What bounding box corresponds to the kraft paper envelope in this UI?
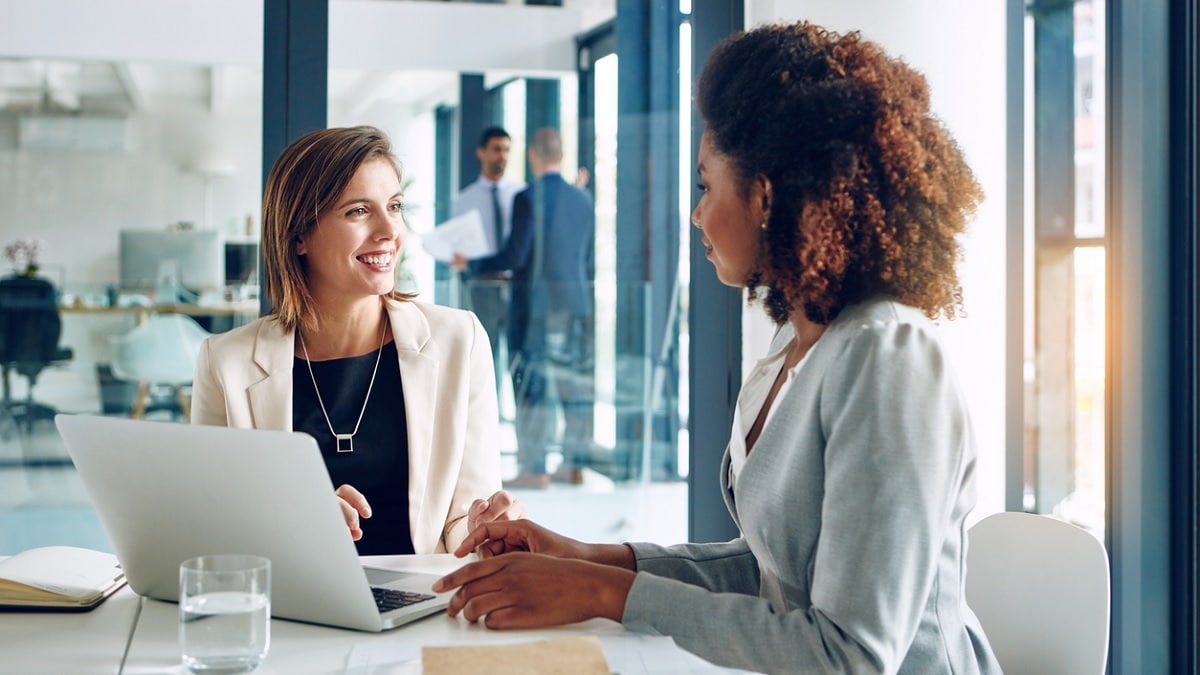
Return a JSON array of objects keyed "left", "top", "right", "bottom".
[{"left": 422, "top": 635, "right": 609, "bottom": 675}]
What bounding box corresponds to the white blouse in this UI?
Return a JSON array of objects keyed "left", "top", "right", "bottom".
[{"left": 728, "top": 322, "right": 812, "bottom": 487}]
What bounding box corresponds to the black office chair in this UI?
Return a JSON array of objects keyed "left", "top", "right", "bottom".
[{"left": 0, "top": 275, "right": 74, "bottom": 431}]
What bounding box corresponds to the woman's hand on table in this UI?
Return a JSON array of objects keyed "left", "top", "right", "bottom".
[{"left": 433, "top": 552, "right": 634, "bottom": 629}]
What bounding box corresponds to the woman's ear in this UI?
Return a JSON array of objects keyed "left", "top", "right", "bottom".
[
  {"left": 755, "top": 174, "right": 774, "bottom": 219},
  {"left": 295, "top": 236, "right": 307, "bottom": 256}
]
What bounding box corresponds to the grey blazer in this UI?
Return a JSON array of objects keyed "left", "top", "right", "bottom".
[
  {"left": 622, "top": 298, "right": 1001, "bottom": 674},
  {"left": 190, "top": 299, "right": 502, "bottom": 554}
]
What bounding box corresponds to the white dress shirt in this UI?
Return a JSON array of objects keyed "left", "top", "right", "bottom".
[{"left": 728, "top": 321, "right": 811, "bottom": 486}]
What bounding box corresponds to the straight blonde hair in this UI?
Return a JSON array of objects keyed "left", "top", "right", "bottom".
[{"left": 260, "top": 126, "right": 415, "bottom": 334}]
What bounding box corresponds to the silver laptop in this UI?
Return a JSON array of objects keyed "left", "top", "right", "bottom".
[{"left": 55, "top": 414, "right": 452, "bottom": 632}]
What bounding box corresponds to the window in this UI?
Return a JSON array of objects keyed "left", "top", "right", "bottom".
[{"left": 1024, "top": 0, "right": 1107, "bottom": 535}]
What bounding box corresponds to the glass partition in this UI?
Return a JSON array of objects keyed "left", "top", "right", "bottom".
[
  {"left": 422, "top": 280, "right": 687, "bottom": 544},
  {"left": 1, "top": 57, "right": 262, "bottom": 397},
  {"left": 0, "top": 56, "right": 263, "bottom": 551}
]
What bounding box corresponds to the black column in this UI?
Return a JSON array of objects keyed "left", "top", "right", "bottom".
[
  {"left": 458, "top": 74, "right": 486, "bottom": 191},
  {"left": 1168, "top": 0, "right": 1200, "bottom": 667},
  {"left": 1107, "top": 0, "right": 1174, "bottom": 670},
  {"left": 524, "top": 79, "right": 561, "bottom": 184},
  {"left": 687, "top": 0, "right": 741, "bottom": 543},
  {"left": 435, "top": 106, "right": 455, "bottom": 227},
  {"left": 261, "top": 0, "right": 328, "bottom": 315},
  {"left": 434, "top": 104, "right": 455, "bottom": 307}
]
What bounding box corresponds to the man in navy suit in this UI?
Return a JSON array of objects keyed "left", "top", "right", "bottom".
[{"left": 474, "top": 128, "right": 595, "bottom": 488}]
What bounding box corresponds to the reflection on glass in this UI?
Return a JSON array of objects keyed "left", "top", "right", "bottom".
[
  {"left": 594, "top": 53, "right": 619, "bottom": 456},
  {"left": 1070, "top": 246, "right": 1105, "bottom": 534},
  {"left": 677, "top": 19, "right": 692, "bottom": 478}
]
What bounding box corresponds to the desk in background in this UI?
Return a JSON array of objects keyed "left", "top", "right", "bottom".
[
  {"left": 54, "top": 301, "right": 261, "bottom": 419},
  {"left": 60, "top": 300, "right": 261, "bottom": 322}
]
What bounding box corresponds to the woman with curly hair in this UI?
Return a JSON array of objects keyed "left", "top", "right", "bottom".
[{"left": 433, "top": 21, "right": 1001, "bottom": 674}]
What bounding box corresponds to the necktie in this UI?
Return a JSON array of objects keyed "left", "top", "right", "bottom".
[{"left": 490, "top": 183, "right": 504, "bottom": 250}]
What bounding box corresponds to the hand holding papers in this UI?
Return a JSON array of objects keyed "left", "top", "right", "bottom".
[{"left": 419, "top": 209, "right": 491, "bottom": 263}]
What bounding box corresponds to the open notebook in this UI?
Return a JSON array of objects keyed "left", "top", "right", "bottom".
[{"left": 55, "top": 414, "right": 452, "bottom": 631}]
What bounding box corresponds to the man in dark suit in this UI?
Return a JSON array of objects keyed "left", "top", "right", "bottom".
[{"left": 474, "top": 128, "right": 595, "bottom": 488}]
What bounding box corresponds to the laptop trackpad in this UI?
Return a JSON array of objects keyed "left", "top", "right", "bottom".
[{"left": 364, "top": 567, "right": 422, "bottom": 587}]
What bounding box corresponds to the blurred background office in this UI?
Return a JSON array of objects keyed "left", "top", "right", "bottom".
[{"left": 0, "top": 2, "right": 1195, "bottom": 672}]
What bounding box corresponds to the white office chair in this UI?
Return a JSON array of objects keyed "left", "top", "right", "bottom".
[
  {"left": 109, "top": 313, "right": 210, "bottom": 420},
  {"left": 966, "top": 511, "right": 1110, "bottom": 675}
]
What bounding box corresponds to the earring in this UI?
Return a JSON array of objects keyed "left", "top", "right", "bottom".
[{"left": 761, "top": 218, "right": 768, "bottom": 230}]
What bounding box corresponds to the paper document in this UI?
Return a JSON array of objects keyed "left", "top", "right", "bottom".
[{"left": 419, "top": 209, "right": 491, "bottom": 262}]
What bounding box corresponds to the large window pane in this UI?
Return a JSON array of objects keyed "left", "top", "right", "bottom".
[{"left": 1024, "top": 0, "right": 1107, "bottom": 535}]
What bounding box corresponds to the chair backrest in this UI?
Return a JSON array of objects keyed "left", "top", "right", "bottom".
[
  {"left": 966, "top": 512, "right": 1110, "bottom": 675},
  {"left": 109, "top": 313, "right": 211, "bottom": 385},
  {"left": 0, "top": 276, "right": 64, "bottom": 375}
]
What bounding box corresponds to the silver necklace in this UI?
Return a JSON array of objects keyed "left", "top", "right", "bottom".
[{"left": 297, "top": 315, "right": 388, "bottom": 454}]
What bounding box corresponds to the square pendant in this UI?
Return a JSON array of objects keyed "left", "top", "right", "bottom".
[{"left": 336, "top": 434, "right": 353, "bottom": 453}]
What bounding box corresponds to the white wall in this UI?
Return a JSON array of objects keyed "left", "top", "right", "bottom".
[
  {"left": 743, "top": 1, "right": 1009, "bottom": 519},
  {"left": 0, "top": 105, "right": 263, "bottom": 269},
  {"left": 331, "top": 1, "right": 581, "bottom": 73}
]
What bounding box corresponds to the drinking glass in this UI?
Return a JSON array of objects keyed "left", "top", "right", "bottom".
[{"left": 179, "top": 554, "right": 271, "bottom": 674}]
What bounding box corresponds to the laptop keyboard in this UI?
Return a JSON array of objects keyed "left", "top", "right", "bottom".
[{"left": 372, "top": 587, "right": 436, "bottom": 612}]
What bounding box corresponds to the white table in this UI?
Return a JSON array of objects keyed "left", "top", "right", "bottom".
[
  {"left": 0, "top": 584, "right": 141, "bottom": 674},
  {"left": 119, "top": 554, "right": 742, "bottom": 674}
]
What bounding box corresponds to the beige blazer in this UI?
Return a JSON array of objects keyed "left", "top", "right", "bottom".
[{"left": 190, "top": 299, "right": 501, "bottom": 553}]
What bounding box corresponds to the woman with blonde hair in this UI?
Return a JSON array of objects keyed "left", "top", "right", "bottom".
[{"left": 192, "top": 125, "right": 522, "bottom": 554}]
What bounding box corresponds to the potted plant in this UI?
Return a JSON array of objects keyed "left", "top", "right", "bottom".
[{"left": 4, "top": 238, "right": 45, "bottom": 277}]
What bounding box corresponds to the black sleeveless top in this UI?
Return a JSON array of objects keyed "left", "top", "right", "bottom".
[{"left": 292, "top": 340, "right": 414, "bottom": 555}]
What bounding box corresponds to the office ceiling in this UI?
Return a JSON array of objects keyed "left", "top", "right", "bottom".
[
  {"left": 0, "top": 0, "right": 619, "bottom": 118},
  {"left": 0, "top": 58, "right": 459, "bottom": 118},
  {"left": 0, "top": 1, "right": 618, "bottom": 120}
]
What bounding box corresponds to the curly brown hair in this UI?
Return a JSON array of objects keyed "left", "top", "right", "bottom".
[{"left": 696, "top": 21, "right": 983, "bottom": 324}]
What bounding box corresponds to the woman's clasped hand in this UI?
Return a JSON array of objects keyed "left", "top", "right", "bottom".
[{"left": 434, "top": 520, "right": 635, "bottom": 628}]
